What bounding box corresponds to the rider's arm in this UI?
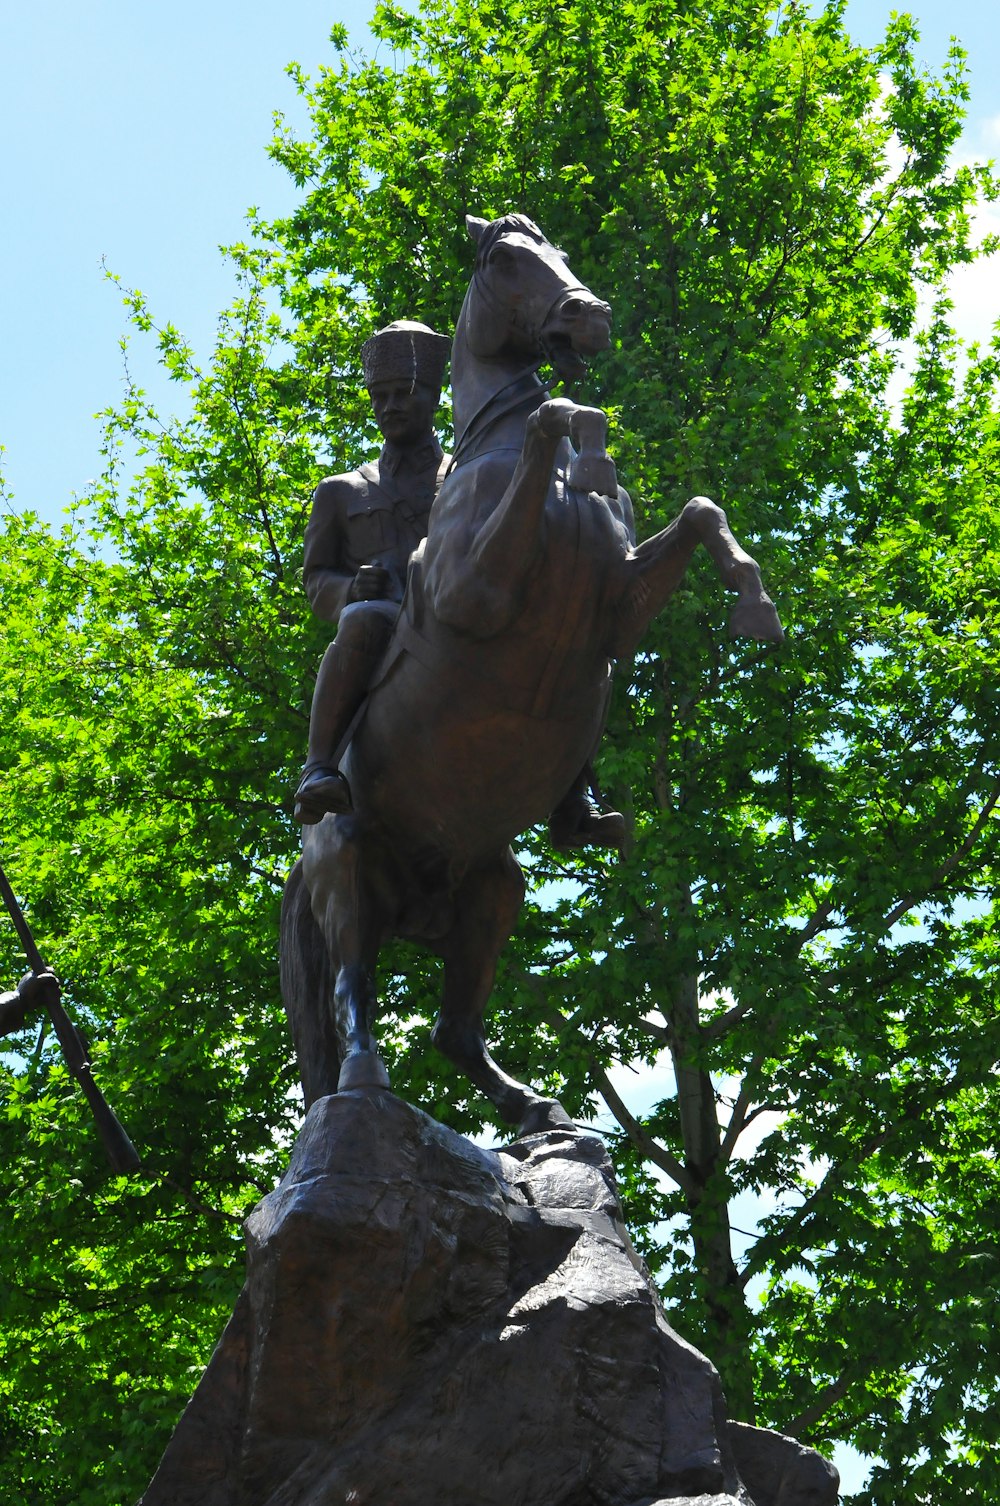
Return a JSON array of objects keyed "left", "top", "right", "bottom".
[
  {"left": 302, "top": 476, "right": 359, "bottom": 624},
  {"left": 304, "top": 566, "right": 358, "bottom": 624}
]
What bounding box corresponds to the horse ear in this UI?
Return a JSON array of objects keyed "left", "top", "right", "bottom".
[{"left": 466, "top": 215, "right": 489, "bottom": 245}]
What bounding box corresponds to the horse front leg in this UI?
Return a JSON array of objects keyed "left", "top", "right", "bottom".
[
  {"left": 562, "top": 403, "right": 618, "bottom": 497},
  {"left": 465, "top": 400, "right": 586, "bottom": 582},
  {"left": 431, "top": 850, "right": 574, "bottom": 1137},
  {"left": 611, "top": 496, "right": 783, "bottom": 657},
  {"left": 427, "top": 399, "right": 616, "bottom": 636}
]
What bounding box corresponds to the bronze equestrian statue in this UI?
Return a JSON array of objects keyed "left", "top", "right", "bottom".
[{"left": 281, "top": 213, "right": 783, "bottom": 1133}]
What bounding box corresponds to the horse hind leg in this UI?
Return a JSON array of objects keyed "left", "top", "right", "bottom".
[
  {"left": 333, "top": 964, "right": 389, "bottom": 1090},
  {"left": 280, "top": 859, "right": 342, "bottom": 1110},
  {"left": 431, "top": 851, "right": 574, "bottom": 1137},
  {"left": 305, "top": 816, "right": 389, "bottom": 1092}
]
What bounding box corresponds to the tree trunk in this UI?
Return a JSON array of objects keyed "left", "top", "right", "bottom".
[{"left": 670, "top": 969, "right": 756, "bottom": 1422}]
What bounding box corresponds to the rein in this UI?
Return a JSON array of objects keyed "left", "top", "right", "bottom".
[{"left": 448, "top": 364, "right": 546, "bottom": 471}]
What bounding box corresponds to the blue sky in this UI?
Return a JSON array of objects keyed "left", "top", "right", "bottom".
[{"left": 2, "top": 1, "right": 997, "bottom": 524}]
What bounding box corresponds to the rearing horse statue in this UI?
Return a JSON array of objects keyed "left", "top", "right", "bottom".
[{"left": 281, "top": 213, "right": 783, "bottom": 1133}]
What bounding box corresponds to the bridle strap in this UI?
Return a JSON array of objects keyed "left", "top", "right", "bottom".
[{"left": 449, "top": 364, "right": 546, "bottom": 472}]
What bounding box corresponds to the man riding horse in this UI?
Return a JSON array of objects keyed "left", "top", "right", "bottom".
[
  {"left": 293, "top": 316, "right": 624, "bottom": 849},
  {"left": 293, "top": 320, "right": 452, "bottom": 824}
]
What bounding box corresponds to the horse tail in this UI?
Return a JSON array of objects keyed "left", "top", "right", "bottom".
[{"left": 279, "top": 859, "right": 341, "bottom": 1109}]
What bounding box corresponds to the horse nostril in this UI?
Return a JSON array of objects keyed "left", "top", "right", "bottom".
[{"left": 560, "top": 296, "right": 612, "bottom": 324}]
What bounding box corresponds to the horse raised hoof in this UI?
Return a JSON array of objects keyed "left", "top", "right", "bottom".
[
  {"left": 567, "top": 405, "right": 618, "bottom": 498},
  {"left": 337, "top": 1050, "right": 391, "bottom": 1092},
  {"left": 567, "top": 448, "right": 619, "bottom": 498},
  {"left": 728, "top": 593, "right": 784, "bottom": 644},
  {"left": 517, "top": 1098, "right": 577, "bottom": 1138}
]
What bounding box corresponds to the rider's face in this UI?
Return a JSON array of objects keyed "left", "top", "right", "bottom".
[{"left": 368, "top": 380, "right": 439, "bottom": 447}]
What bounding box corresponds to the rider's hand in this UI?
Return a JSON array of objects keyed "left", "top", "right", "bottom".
[
  {"left": 17, "top": 969, "right": 59, "bottom": 1004},
  {"left": 349, "top": 565, "right": 391, "bottom": 602}
]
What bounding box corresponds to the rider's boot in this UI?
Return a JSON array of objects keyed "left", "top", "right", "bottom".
[
  {"left": 548, "top": 766, "right": 626, "bottom": 852},
  {"left": 294, "top": 762, "right": 353, "bottom": 825},
  {"left": 294, "top": 613, "right": 392, "bottom": 824}
]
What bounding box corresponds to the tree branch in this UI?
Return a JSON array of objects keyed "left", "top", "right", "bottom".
[
  {"left": 516, "top": 969, "right": 694, "bottom": 1196},
  {"left": 149, "top": 1171, "right": 247, "bottom": 1225},
  {"left": 636, "top": 1014, "right": 675, "bottom": 1049},
  {"left": 703, "top": 899, "right": 834, "bottom": 1043},
  {"left": 720, "top": 1068, "right": 764, "bottom": 1161},
  {"left": 879, "top": 778, "right": 1000, "bottom": 934},
  {"left": 786, "top": 1352, "right": 877, "bottom": 1435},
  {"left": 591, "top": 1058, "right": 696, "bottom": 1198}
]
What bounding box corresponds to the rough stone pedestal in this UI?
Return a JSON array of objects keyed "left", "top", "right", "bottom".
[{"left": 141, "top": 1090, "right": 837, "bottom": 1506}]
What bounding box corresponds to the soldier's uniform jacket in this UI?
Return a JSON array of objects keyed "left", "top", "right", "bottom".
[{"left": 303, "top": 438, "right": 449, "bottom": 624}]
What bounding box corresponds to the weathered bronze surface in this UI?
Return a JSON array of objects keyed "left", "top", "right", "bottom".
[
  {"left": 0, "top": 972, "right": 46, "bottom": 1036},
  {"left": 141, "top": 220, "right": 831, "bottom": 1506},
  {"left": 282, "top": 214, "right": 783, "bottom": 1131}
]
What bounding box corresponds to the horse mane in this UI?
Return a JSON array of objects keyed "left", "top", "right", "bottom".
[{"left": 475, "top": 213, "right": 548, "bottom": 268}]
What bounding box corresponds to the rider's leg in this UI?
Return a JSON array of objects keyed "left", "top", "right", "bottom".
[
  {"left": 549, "top": 681, "right": 626, "bottom": 852},
  {"left": 295, "top": 601, "right": 397, "bottom": 824}
]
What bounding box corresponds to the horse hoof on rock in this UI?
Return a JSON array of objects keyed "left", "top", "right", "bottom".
[
  {"left": 517, "top": 1098, "right": 577, "bottom": 1138},
  {"left": 728, "top": 593, "right": 784, "bottom": 644},
  {"left": 338, "top": 1051, "right": 391, "bottom": 1092}
]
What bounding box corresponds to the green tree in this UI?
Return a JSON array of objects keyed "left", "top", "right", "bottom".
[{"left": 2, "top": 1, "right": 999, "bottom": 1502}]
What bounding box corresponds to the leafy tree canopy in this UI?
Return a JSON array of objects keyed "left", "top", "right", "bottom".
[{"left": 1, "top": 2, "right": 998, "bottom": 1501}]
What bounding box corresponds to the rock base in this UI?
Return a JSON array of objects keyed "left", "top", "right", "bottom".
[{"left": 141, "top": 1089, "right": 836, "bottom": 1506}]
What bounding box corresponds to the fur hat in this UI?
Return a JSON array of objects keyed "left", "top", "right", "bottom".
[{"left": 361, "top": 320, "right": 450, "bottom": 390}]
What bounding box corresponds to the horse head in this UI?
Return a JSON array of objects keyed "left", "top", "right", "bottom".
[{"left": 461, "top": 213, "right": 612, "bottom": 383}]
